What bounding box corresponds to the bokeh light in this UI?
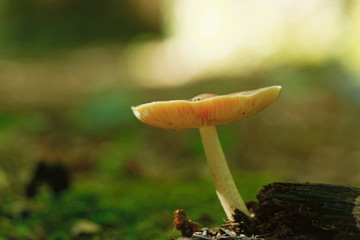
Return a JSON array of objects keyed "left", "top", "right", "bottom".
[{"left": 125, "top": 0, "right": 357, "bottom": 87}]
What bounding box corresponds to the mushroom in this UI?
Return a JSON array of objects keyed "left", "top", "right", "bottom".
[{"left": 131, "top": 86, "right": 281, "bottom": 219}]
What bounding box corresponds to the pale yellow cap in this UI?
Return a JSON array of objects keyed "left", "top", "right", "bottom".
[{"left": 131, "top": 86, "right": 281, "bottom": 130}]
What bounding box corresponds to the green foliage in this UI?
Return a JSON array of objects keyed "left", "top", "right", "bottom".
[
  {"left": 0, "top": 0, "right": 162, "bottom": 57},
  {"left": 73, "top": 91, "right": 135, "bottom": 135}
]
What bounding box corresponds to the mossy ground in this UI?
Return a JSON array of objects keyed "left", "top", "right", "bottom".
[{"left": 0, "top": 169, "right": 277, "bottom": 239}]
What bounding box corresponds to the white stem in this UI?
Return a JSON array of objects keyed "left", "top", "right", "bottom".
[{"left": 199, "top": 126, "right": 250, "bottom": 219}]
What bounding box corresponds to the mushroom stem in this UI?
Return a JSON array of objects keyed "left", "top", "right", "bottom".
[{"left": 199, "top": 126, "right": 250, "bottom": 219}]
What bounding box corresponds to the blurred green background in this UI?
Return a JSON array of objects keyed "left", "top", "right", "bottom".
[{"left": 1, "top": 0, "right": 360, "bottom": 239}]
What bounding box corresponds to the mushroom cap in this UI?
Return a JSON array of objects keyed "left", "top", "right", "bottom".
[{"left": 131, "top": 85, "right": 281, "bottom": 130}]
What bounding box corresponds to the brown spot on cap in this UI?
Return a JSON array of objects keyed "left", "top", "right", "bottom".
[{"left": 190, "top": 93, "right": 218, "bottom": 101}]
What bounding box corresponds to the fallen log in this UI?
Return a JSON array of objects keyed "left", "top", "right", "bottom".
[
  {"left": 254, "top": 182, "right": 360, "bottom": 239},
  {"left": 175, "top": 182, "right": 360, "bottom": 239}
]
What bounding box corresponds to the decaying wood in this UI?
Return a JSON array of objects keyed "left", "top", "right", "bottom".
[
  {"left": 254, "top": 182, "right": 360, "bottom": 239},
  {"left": 174, "top": 182, "right": 360, "bottom": 239},
  {"left": 173, "top": 209, "right": 200, "bottom": 238}
]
